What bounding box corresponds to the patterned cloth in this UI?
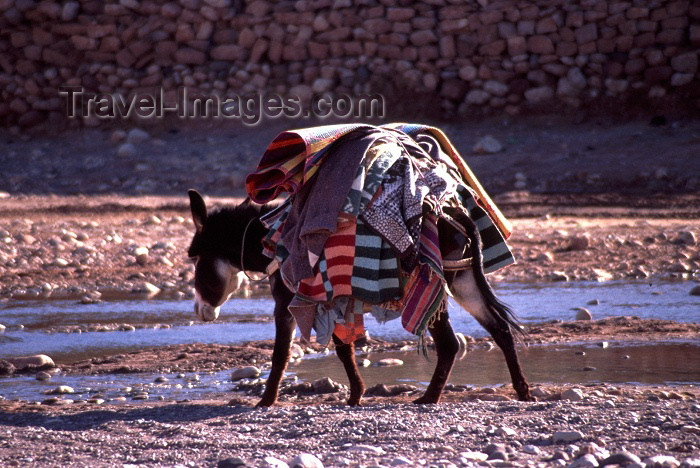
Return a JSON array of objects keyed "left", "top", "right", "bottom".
[{"left": 247, "top": 124, "right": 516, "bottom": 345}]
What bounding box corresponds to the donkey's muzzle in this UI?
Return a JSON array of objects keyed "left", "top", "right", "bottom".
[{"left": 194, "top": 301, "right": 220, "bottom": 322}]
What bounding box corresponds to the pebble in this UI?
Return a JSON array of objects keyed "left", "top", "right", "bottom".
[
  {"left": 35, "top": 371, "right": 51, "bottom": 381},
  {"left": 472, "top": 135, "right": 503, "bottom": 154},
  {"left": 262, "top": 456, "right": 289, "bottom": 468},
  {"left": 568, "top": 453, "right": 599, "bottom": 468},
  {"left": 523, "top": 445, "right": 541, "bottom": 455},
  {"left": 46, "top": 385, "right": 75, "bottom": 395},
  {"left": 600, "top": 451, "right": 642, "bottom": 466},
  {"left": 289, "top": 453, "right": 324, "bottom": 468},
  {"left": 127, "top": 128, "right": 151, "bottom": 145},
  {"left": 345, "top": 444, "right": 386, "bottom": 455},
  {"left": 567, "top": 235, "right": 590, "bottom": 251},
  {"left": 690, "top": 285, "right": 700, "bottom": 296},
  {"left": 8, "top": 355, "right": 55, "bottom": 369},
  {"left": 390, "top": 456, "right": 413, "bottom": 465},
  {"left": 553, "top": 431, "right": 584, "bottom": 443},
  {"left": 231, "top": 366, "right": 261, "bottom": 381},
  {"left": 117, "top": 143, "right": 138, "bottom": 158},
  {"left": 290, "top": 343, "right": 304, "bottom": 359},
  {"left": 376, "top": 358, "right": 404, "bottom": 366},
  {"left": 459, "top": 451, "right": 489, "bottom": 462},
  {"left": 312, "top": 377, "right": 342, "bottom": 393},
  {"left": 217, "top": 457, "right": 248, "bottom": 468},
  {"left": 574, "top": 307, "right": 592, "bottom": 321},
  {"left": 644, "top": 455, "right": 680, "bottom": 468},
  {"left": 561, "top": 388, "right": 584, "bottom": 401}
]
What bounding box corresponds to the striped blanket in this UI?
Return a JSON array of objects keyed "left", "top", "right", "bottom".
[{"left": 248, "top": 124, "right": 515, "bottom": 345}]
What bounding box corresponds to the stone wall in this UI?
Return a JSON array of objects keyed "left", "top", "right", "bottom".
[{"left": 1, "top": 0, "right": 698, "bottom": 127}]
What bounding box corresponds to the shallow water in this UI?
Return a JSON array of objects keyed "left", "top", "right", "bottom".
[
  {"left": 0, "top": 342, "right": 697, "bottom": 404},
  {"left": 0, "top": 280, "right": 697, "bottom": 362}
]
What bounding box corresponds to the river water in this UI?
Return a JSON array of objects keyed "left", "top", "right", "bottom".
[{"left": 0, "top": 281, "right": 698, "bottom": 403}]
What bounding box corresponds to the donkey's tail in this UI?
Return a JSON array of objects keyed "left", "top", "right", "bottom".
[{"left": 458, "top": 210, "right": 525, "bottom": 338}]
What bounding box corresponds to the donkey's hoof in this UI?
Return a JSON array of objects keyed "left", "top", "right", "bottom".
[
  {"left": 412, "top": 395, "right": 440, "bottom": 405},
  {"left": 518, "top": 393, "right": 537, "bottom": 402},
  {"left": 347, "top": 397, "right": 363, "bottom": 407},
  {"left": 255, "top": 397, "right": 277, "bottom": 408}
]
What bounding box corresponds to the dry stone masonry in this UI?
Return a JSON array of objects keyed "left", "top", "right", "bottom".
[{"left": 0, "top": 0, "right": 698, "bottom": 127}]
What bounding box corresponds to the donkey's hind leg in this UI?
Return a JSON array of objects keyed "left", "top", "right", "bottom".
[
  {"left": 332, "top": 334, "right": 365, "bottom": 406},
  {"left": 255, "top": 272, "right": 296, "bottom": 407},
  {"left": 413, "top": 310, "right": 460, "bottom": 404},
  {"left": 450, "top": 269, "right": 533, "bottom": 401}
]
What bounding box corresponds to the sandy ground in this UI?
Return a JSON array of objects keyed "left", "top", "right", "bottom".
[{"left": 0, "top": 116, "right": 699, "bottom": 467}]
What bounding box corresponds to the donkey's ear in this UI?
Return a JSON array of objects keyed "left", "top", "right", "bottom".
[{"left": 188, "top": 189, "right": 207, "bottom": 233}]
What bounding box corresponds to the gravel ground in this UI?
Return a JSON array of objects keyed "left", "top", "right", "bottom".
[{"left": 0, "top": 385, "right": 698, "bottom": 468}]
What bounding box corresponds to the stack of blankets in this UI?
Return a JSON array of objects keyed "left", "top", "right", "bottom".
[{"left": 245, "top": 123, "right": 515, "bottom": 346}]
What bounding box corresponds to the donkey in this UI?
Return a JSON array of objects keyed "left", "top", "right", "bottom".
[{"left": 187, "top": 189, "right": 533, "bottom": 407}]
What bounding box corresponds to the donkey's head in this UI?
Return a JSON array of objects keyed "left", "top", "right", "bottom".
[{"left": 187, "top": 189, "right": 253, "bottom": 322}]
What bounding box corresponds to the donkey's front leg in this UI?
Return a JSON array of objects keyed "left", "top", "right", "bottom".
[
  {"left": 332, "top": 334, "right": 365, "bottom": 406},
  {"left": 253, "top": 273, "right": 296, "bottom": 408},
  {"left": 413, "top": 311, "right": 459, "bottom": 404}
]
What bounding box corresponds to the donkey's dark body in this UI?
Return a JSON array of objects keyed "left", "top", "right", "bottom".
[{"left": 187, "top": 190, "right": 532, "bottom": 407}]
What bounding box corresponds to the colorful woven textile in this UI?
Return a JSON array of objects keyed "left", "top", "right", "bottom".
[
  {"left": 247, "top": 123, "right": 512, "bottom": 238},
  {"left": 248, "top": 124, "right": 516, "bottom": 344}
]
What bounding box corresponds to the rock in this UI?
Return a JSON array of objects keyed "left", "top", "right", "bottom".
[
  {"left": 472, "top": 135, "right": 503, "bottom": 154},
  {"left": 0, "top": 361, "right": 16, "bottom": 376},
  {"left": 36, "top": 371, "right": 52, "bottom": 381},
  {"left": 569, "top": 454, "right": 599, "bottom": 468},
  {"left": 390, "top": 456, "right": 413, "bottom": 465},
  {"left": 673, "top": 231, "right": 696, "bottom": 245},
  {"left": 488, "top": 450, "right": 508, "bottom": 461},
  {"left": 311, "top": 377, "right": 341, "bottom": 393},
  {"left": 574, "top": 308, "right": 592, "bottom": 321},
  {"left": 525, "top": 86, "right": 554, "bottom": 103},
  {"left": 600, "top": 452, "right": 642, "bottom": 467},
  {"left": 460, "top": 451, "right": 489, "bottom": 462},
  {"left": 561, "top": 388, "right": 584, "bottom": 401},
  {"left": 644, "top": 456, "right": 680, "bottom": 468},
  {"left": 483, "top": 80, "right": 509, "bottom": 96},
  {"left": 567, "top": 234, "right": 590, "bottom": 251},
  {"left": 47, "top": 385, "right": 75, "bottom": 395},
  {"left": 465, "top": 89, "right": 491, "bottom": 105},
  {"left": 671, "top": 52, "right": 698, "bottom": 74},
  {"left": 680, "top": 459, "right": 700, "bottom": 468},
  {"left": 495, "top": 426, "right": 517, "bottom": 437},
  {"left": 0, "top": 324, "right": 5, "bottom": 332},
  {"left": 117, "top": 143, "right": 138, "bottom": 158},
  {"left": 376, "top": 358, "right": 404, "bottom": 366},
  {"left": 550, "top": 271, "right": 570, "bottom": 281},
  {"left": 262, "top": 456, "right": 289, "bottom": 468},
  {"left": 553, "top": 430, "right": 584, "bottom": 443},
  {"left": 134, "top": 246, "right": 149, "bottom": 265},
  {"left": 346, "top": 444, "right": 385, "bottom": 455},
  {"left": 690, "top": 285, "right": 700, "bottom": 296},
  {"left": 290, "top": 343, "right": 304, "bottom": 359},
  {"left": 217, "top": 457, "right": 248, "bottom": 468},
  {"left": 231, "top": 366, "right": 261, "bottom": 381},
  {"left": 523, "top": 445, "right": 541, "bottom": 455},
  {"left": 132, "top": 282, "right": 161, "bottom": 297},
  {"left": 7, "top": 355, "right": 55, "bottom": 369},
  {"left": 289, "top": 453, "right": 324, "bottom": 468}
]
